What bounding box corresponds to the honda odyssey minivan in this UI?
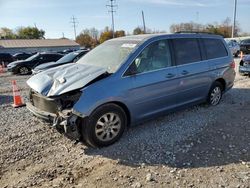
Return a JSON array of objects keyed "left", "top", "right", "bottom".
[{"left": 26, "top": 33, "right": 235, "bottom": 147}]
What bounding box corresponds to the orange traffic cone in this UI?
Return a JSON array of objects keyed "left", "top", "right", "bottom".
[{"left": 12, "top": 80, "right": 25, "bottom": 108}]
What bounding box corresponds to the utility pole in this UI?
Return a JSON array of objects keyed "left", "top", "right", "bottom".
[
  {"left": 232, "top": 0, "right": 237, "bottom": 38},
  {"left": 142, "top": 11, "right": 146, "bottom": 34},
  {"left": 70, "top": 16, "right": 78, "bottom": 40},
  {"left": 106, "top": 0, "right": 117, "bottom": 38}
]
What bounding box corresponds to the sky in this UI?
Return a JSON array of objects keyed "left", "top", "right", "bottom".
[{"left": 0, "top": 0, "right": 250, "bottom": 39}]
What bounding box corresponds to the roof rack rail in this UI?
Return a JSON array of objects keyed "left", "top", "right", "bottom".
[{"left": 175, "top": 31, "right": 214, "bottom": 34}]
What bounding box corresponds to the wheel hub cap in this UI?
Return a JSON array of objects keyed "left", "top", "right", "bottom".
[
  {"left": 210, "top": 87, "right": 221, "bottom": 105},
  {"left": 95, "top": 113, "right": 121, "bottom": 142}
]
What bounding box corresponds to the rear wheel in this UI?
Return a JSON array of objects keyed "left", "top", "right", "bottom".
[
  {"left": 81, "top": 104, "right": 127, "bottom": 147},
  {"left": 207, "top": 82, "right": 223, "bottom": 106},
  {"left": 18, "top": 66, "right": 30, "bottom": 75}
]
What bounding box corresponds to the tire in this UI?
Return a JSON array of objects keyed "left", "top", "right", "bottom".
[
  {"left": 81, "top": 104, "right": 127, "bottom": 147},
  {"left": 18, "top": 66, "right": 30, "bottom": 75},
  {"left": 207, "top": 81, "right": 223, "bottom": 106}
]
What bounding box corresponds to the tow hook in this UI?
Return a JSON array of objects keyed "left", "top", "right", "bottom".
[{"left": 52, "top": 109, "right": 80, "bottom": 139}]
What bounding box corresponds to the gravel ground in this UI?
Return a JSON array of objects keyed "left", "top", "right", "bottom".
[{"left": 0, "top": 59, "right": 249, "bottom": 188}]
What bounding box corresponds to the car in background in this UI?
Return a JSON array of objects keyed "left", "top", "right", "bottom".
[
  {"left": 12, "top": 52, "right": 32, "bottom": 61},
  {"left": 32, "top": 50, "right": 89, "bottom": 74},
  {"left": 26, "top": 33, "right": 235, "bottom": 147},
  {"left": 225, "top": 39, "right": 240, "bottom": 57},
  {"left": 7, "top": 52, "right": 63, "bottom": 75},
  {"left": 0, "top": 53, "right": 14, "bottom": 67},
  {"left": 240, "top": 39, "right": 250, "bottom": 54},
  {"left": 239, "top": 55, "right": 250, "bottom": 75}
]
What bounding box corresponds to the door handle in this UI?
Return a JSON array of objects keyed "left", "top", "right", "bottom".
[
  {"left": 165, "top": 73, "right": 175, "bottom": 78},
  {"left": 181, "top": 70, "right": 189, "bottom": 75}
]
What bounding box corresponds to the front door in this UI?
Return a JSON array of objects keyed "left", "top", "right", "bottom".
[{"left": 124, "top": 39, "right": 179, "bottom": 121}]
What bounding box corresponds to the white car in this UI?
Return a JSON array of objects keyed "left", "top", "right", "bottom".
[{"left": 226, "top": 39, "right": 240, "bottom": 57}]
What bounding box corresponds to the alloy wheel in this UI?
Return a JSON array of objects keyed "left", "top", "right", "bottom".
[
  {"left": 95, "top": 112, "right": 121, "bottom": 142},
  {"left": 19, "top": 67, "right": 29, "bottom": 75},
  {"left": 210, "top": 86, "right": 222, "bottom": 105}
]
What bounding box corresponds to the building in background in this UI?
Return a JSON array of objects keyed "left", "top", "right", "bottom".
[{"left": 0, "top": 39, "right": 80, "bottom": 54}]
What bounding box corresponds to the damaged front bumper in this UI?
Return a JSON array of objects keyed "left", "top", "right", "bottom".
[
  {"left": 26, "top": 102, "right": 56, "bottom": 121},
  {"left": 27, "top": 89, "right": 84, "bottom": 139}
]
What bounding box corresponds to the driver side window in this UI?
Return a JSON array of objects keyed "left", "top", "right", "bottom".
[{"left": 125, "top": 40, "right": 172, "bottom": 76}]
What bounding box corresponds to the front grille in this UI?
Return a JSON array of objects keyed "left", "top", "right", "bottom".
[{"left": 30, "top": 91, "right": 58, "bottom": 113}]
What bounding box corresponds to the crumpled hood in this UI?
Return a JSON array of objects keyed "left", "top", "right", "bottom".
[{"left": 27, "top": 63, "right": 107, "bottom": 96}]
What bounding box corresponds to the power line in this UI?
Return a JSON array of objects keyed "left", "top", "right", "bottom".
[
  {"left": 106, "top": 0, "right": 118, "bottom": 38},
  {"left": 70, "top": 16, "right": 78, "bottom": 40}
]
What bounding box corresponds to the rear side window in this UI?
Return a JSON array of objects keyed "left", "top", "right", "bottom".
[
  {"left": 203, "top": 39, "right": 228, "bottom": 59},
  {"left": 172, "top": 38, "right": 201, "bottom": 65}
]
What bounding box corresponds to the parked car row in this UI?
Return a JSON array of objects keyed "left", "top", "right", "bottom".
[
  {"left": 5, "top": 49, "right": 89, "bottom": 75},
  {"left": 32, "top": 50, "right": 89, "bottom": 74},
  {"left": 0, "top": 49, "right": 80, "bottom": 67}
]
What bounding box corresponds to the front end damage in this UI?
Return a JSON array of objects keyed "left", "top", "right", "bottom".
[
  {"left": 28, "top": 89, "right": 83, "bottom": 139},
  {"left": 26, "top": 63, "right": 109, "bottom": 139}
]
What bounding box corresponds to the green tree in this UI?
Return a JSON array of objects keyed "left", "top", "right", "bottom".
[
  {"left": 0, "top": 27, "right": 16, "bottom": 39},
  {"left": 16, "top": 26, "right": 45, "bottom": 39}
]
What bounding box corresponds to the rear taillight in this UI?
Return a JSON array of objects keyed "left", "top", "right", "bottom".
[{"left": 230, "top": 61, "right": 235, "bottom": 69}]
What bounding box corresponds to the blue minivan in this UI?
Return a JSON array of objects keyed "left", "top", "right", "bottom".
[{"left": 27, "top": 33, "right": 235, "bottom": 147}]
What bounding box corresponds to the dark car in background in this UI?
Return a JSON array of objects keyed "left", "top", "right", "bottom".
[
  {"left": 0, "top": 53, "right": 14, "bottom": 67},
  {"left": 240, "top": 39, "right": 250, "bottom": 54},
  {"left": 32, "top": 50, "right": 89, "bottom": 74},
  {"left": 7, "top": 52, "right": 63, "bottom": 75},
  {"left": 239, "top": 55, "right": 250, "bottom": 75},
  {"left": 12, "top": 52, "right": 32, "bottom": 61}
]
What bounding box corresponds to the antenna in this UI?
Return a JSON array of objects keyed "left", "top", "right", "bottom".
[
  {"left": 106, "top": 0, "right": 118, "bottom": 38},
  {"left": 70, "top": 16, "right": 78, "bottom": 40}
]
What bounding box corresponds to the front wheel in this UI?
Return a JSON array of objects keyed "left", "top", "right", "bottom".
[
  {"left": 207, "top": 82, "right": 223, "bottom": 106},
  {"left": 81, "top": 104, "right": 127, "bottom": 147}
]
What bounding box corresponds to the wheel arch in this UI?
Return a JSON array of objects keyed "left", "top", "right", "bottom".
[
  {"left": 214, "top": 78, "right": 226, "bottom": 91},
  {"left": 100, "top": 101, "right": 131, "bottom": 127}
]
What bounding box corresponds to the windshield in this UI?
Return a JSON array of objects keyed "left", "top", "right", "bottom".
[
  {"left": 25, "top": 53, "right": 39, "bottom": 61},
  {"left": 77, "top": 40, "right": 140, "bottom": 73},
  {"left": 56, "top": 52, "right": 79, "bottom": 64}
]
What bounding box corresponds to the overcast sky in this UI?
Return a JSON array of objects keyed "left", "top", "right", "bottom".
[{"left": 0, "top": 0, "right": 250, "bottom": 39}]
